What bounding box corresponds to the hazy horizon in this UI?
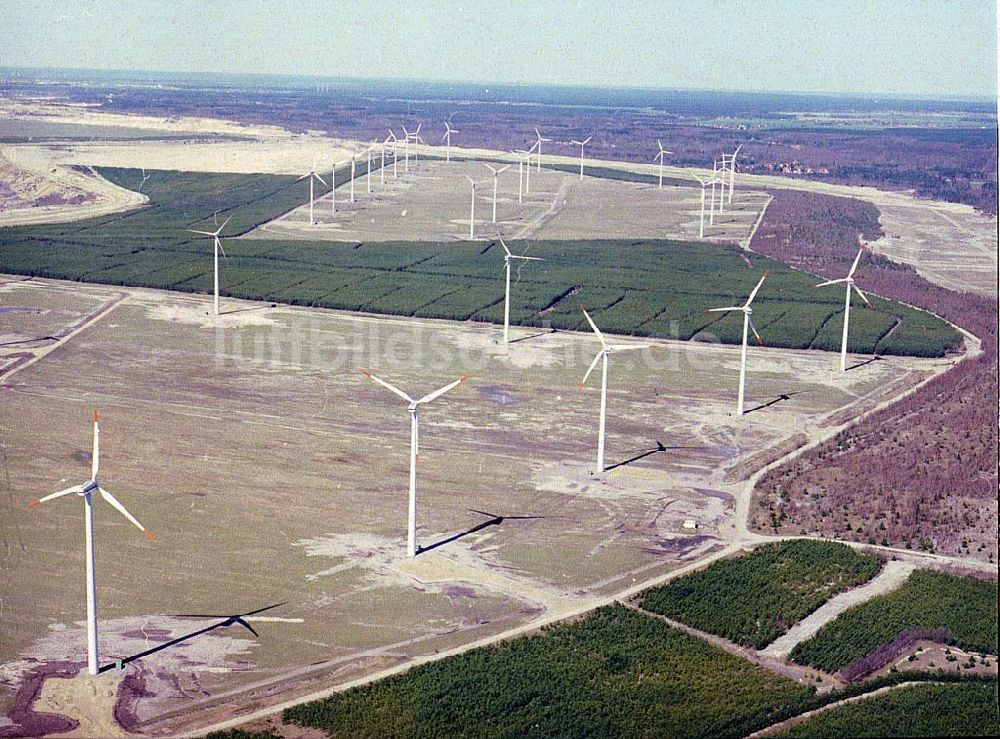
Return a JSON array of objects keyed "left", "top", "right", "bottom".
[{"left": 2, "top": 1, "right": 996, "bottom": 99}]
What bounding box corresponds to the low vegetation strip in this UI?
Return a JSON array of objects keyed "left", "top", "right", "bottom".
[
  {"left": 772, "top": 681, "right": 1000, "bottom": 737},
  {"left": 0, "top": 168, "right": 959, "bottom": 357},
  {"left": 281, "top": 604, "right": 817, "bottom": 739},
  {"left": 636, "top": 541, "right": 882, "bottom": 650},
  {"left": 789, "top": 569, "right": 998, "bottom": 675}
]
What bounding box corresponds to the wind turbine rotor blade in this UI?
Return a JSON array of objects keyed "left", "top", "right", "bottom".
[
  {"left": 849, "top": 246, "right": 864, "bottom": 277},
  {"left": 91, "top": 409, "right": 100, "bottom": 479},
  {"left": 98, "top": 487, "right": 153, "bottom": 538},
  {"left": 853, "top": 284, "right": 872, "bottom": 306},
  {"left": 314, "top": 173, "right": 327, "bottom": 186},
  {"left": 745, "top": 270, "right": 768, "bottom": 305},
  {"left": 296, "top": 172, "right": 311, "bottom": 181},
  {"left": 416, "top": 375, "right": 470, "bottom": 405},
  {"left": 511, "top": 255, "right": 543, "bottom": 261},
  {"left": 360, "top": 371, "right": 413, "bottom": 403},
  {"left": 29, "top": 484, "right": 84, "bottom": 506},
  {"left": 498, "top": 234, "right": 512, "bottom": 257},
  {"left": 579, "top": 305, "right": 606, "bottom": 346},
  {"left": 748, "top": 317, "right": 764, "bottom": 346},
  {"left": 242, "top": 602, "right": 287, "bottom": 617},
  {"left": 704, "top": 306, "right": 743, "bottom": 313},
  {"left": 187, "top": 229, "right": 216, "bottom": 236},
  {"left": 214, "top": 216, "right": 232, "bottom": 235},
  {"left": 580, "top": 349, "right": 603, "bottom": 388},
  {"left": 583, "top": 136, "right": 592, "bottom": 144},
  {"left": 814, "top": 278, "right": 848, "bottom": 288},
  {"left": 497, "top": 165, "right": 510, "bottom": 173},
  {"left": 216, "top": 237, "right": 227, "bottom": 259}
]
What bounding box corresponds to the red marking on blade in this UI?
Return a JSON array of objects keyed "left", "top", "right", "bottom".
[
  {"left": 144, "top": 530, "right": 154, "bottom": 540},
  {"left": 459, "top": 375, "right": 470, "bottom": 381},
  {"left": 93, "top": 409, "right": 99, "bottom": 422},
  {"left": 360, "top": 370, "right": 371, "bottom": 378},
  {"left": 28, "top": 499, "right": 40, "bottom": 508}
]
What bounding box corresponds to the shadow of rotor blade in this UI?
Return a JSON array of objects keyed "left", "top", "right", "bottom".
[
  {"left": 845, "top": 356, "right": 883, "bottom": 371},
  {"left": 419, "top": 518, "right": 502, "bottom": 554}
]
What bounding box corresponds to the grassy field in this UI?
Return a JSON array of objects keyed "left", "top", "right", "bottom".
[
  {"left": 281, "top": 604, "right": 817, "bottom": 739},
  {"left": 637, "top": 541, "right": 883, "bottom": 649},
  {"left": 790, "top": 570, "right": 998, "bottom": 674},
  {"left": 0, "top": 168, "right": 960, "bottom": 357},
  {"left": 774, "top": 681, "right": 1000, "bottom": 737}
]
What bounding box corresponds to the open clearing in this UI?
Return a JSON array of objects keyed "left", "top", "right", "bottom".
[
  {"left": 248, "top": 158, "right": 770, "bottom": 244},
  {"left": 0, "top": 276, "right": 947, "bottom": 732}
]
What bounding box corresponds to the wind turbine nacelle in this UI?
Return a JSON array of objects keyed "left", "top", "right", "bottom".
[{"left": 81, "top": 480, "right": 99, "bottom": 494}]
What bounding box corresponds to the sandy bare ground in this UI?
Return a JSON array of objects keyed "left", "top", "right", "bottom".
[
  {"left": 0, "top": 275, "right": 952, "bottom": 735},
  {"left": 247, "top": 158, "right": 769, "bottom": 244},
  {"left": 759, "top": 560, "right": 917, "bottom": 660}
]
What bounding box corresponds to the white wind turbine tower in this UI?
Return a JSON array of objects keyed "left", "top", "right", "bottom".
[
  {"left": 571, "top": 136, "right": 592, "bottom": 180},
  {"left": 579, "top": 306, "right": 659, "bottom": 474},
  {"left": 349, "top": 154, "right": 358, "bottom": 203},
  {"left": 814, "top": 246, "right": 872, "bottom": 371},
  {"left": 29, "top": 411, "right": 153, "bottom": 676},
  {"left": 187, "top": 216, "right": 231, "bottom": 315},
  {"left": 705, "top": 271, "right": 768, "bottom": 416},
  {"left": 410, "top": 124, "right": 423, "bottom": 166},
  {"left": 692, "top": 175, "right": 723, "bottom": 238},
  {"left": 366, "top": 143, "right": 375, "bottom": 194},
  {"left": 483, "top": 163, "right": 511, "bottom": 223},
  {"left": 360, "top": 371, "right": 469, "bottom": 557},
  {"left": 510, "top": 151, "right": 526, "bottom": 203},
  {"left": 464, "top": 175, "right": 481, "bottom": 239},
  {"left": 515, "top": 144, "right": 535, "bottom": 193},
  {"left": 386, "top": 131, "right": 399, "bottom": 178},
  {"left": 443, "top": 121, "right": 458, "bottom": 162},
  {"left": 297, "top": 161, "right": 327, "bottom": 226},
  {"left": 498, "top": 234, "right": 543, "bottom": 344},
  {"left": 400, "top": 126, "right": 413, "bottom": 172},
  {"left": 653, "top": 141, "right": 674, "bottom": 189},
  {"left": 379, "top": 140, "right": 387, "bottom": 185},
  {"left": 534, "top": 128, "right": 551, "bottom": 171},
  {"left": 726, "top": 144, "right": 743, "bottom": 203}
]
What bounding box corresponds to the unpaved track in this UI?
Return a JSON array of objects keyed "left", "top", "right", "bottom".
[{"left": 760, "top": 560, "right": 917, "bottom": 660}]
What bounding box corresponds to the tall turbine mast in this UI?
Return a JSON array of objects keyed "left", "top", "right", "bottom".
[
  {"left": 571, "top": 136, "right": 592, "bottom": 180},
  {"left": 360, "top": 372, "right": 470, "bottom": 557},
  {"left": 498, "top": 234, "right": 543, "bottom": 344},
  {"left": 187, "top": 216, "right": 232, "bottom": 316},
  {"left": 28, "top": 411, "right": 153, "bottom": 675},
  {"left": 705, "top": 271, "right": 768, "bottom": 415},
  {"left": 814, "top": 246, "right": 872, "bottom": 371}
]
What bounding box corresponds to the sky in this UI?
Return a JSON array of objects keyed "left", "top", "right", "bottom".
[{"left": 2, "top": 0, "right": 997, "bottom": 98}]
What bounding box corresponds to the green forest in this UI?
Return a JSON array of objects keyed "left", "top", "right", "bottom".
[
  {"left": 0, "top": 167, "right": 960, "bottom": 357},
  {"left": 775, "top": 681, "right": 999, "bottom": 737},
  {"left": 637, "top": 540, "right": 882, "bottom": 649},
  {"left": 791, "top": 569, "right": 998, "bottom": 673}
]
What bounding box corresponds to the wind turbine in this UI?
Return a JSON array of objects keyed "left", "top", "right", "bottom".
[
  {"left": 713, "top": 157, "right": 725, "bottom": 214},
  {"left": 483, "top": 163, "right": 511, "bottom": 223},
  {"left": 464, "top": 175, "right": 481, "bottom": 239},
  {"left": 386, "top": 131, "right": 399, "bottom": 178},
  {"left": 297, "top": 161, "right": 327, "bottom": 226},
  {"left": 515, "top": 145, "right": 535, "bottom": 193},
  {"left": 653, "top": 141, "right": 674, "bottom": 189},
  {"left": 443, "top": 121, "right": 459, "bottom": 162},
  {"left": 137, "top": 167, "right": 151, "bottom": 192},
  {"left": 692, "top": 175, "right": 723, "bottom": 238},
  {"left": 360, "top": 371, "right": 470, "bottom": 557},
  {"left": 28, "top": 411, "right": 153, "bottom": 676},
  {"left": 498, "top": 234, "right": 543, "bottom": 344},
  {"left": 726, "top": 144, "right": 743, "bottom": 203},
  {"left": 579, "top": 306, "right": 659, "bottom": 474},
  {"left": 187, "top": 216, "right": 231, "bottom": 315},
  {"left": 534, "top": 128, "right": 551, "bottom": 172},
  {"left": 815, "top": 246, "right": 872, "bottom": 371},
  {"left": 705, "top": 271, "right": 768, "bottom": 416},
  {"left": 571, "top": 136, "right": 592, "bottom": 180}
]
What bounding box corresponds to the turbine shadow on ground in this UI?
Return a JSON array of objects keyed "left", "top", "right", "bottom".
[
  {"left": 603, "top": 441, "right": 703, "bottom": 472},
  {"left": 742, "top": 391, "right": 807, "bottom": 415},
  {"left": 846, "top": 356, "right": 884, "bottom": 371},
  {"left": 97, "top": 603, "right": 285, "bottom": 673},
  {"left": 218, "top": 304, "right": 277, "bottom": 317},
  {"left": 418, "top": 510, "right": 544, "bottom": 555},
  {"left": 0, "top": 335, "right": 58, "bottom": 347},
  {"left": 507, "top": 328, "right": 557, "bottom": 345}
]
